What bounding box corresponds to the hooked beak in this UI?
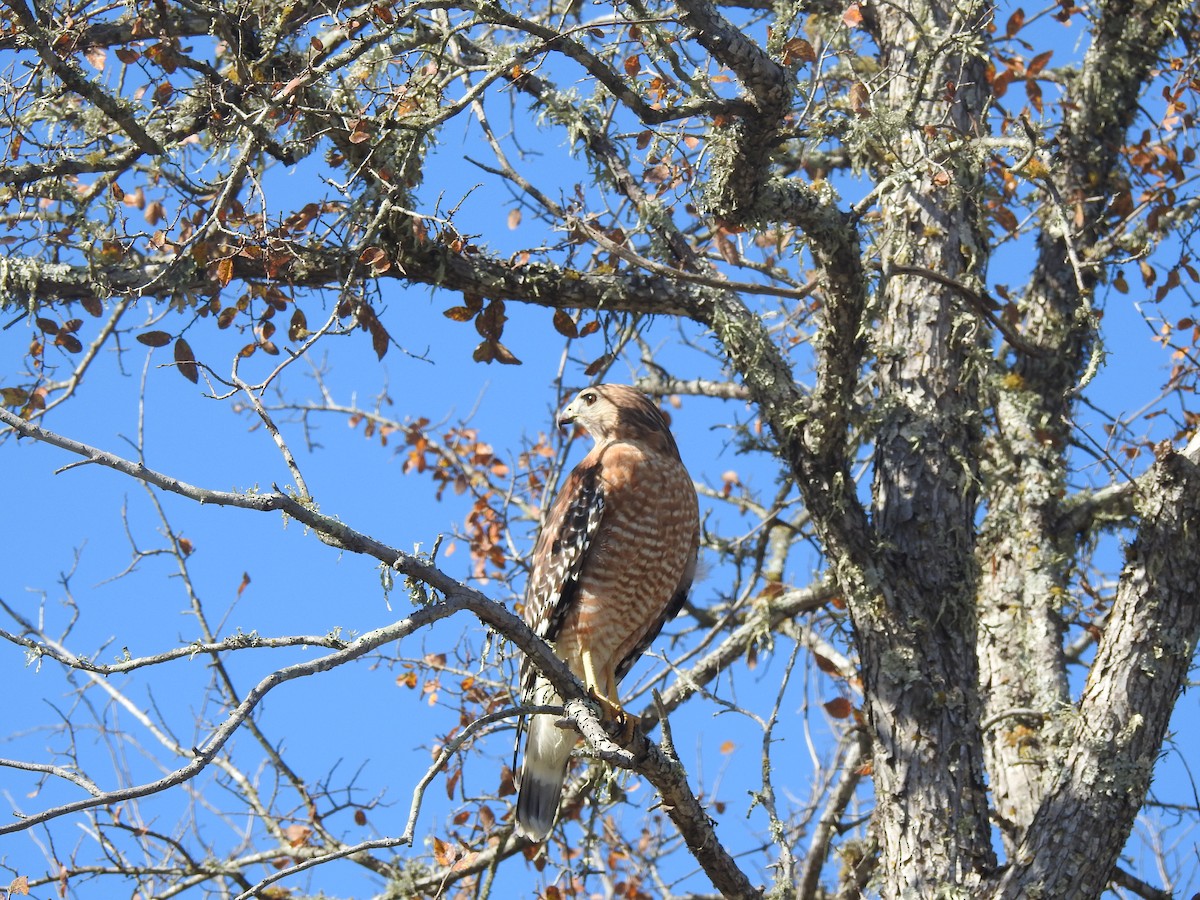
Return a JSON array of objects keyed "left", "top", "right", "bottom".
[{"left": 557, "top": 398, "right": 578, "bottom": 431}]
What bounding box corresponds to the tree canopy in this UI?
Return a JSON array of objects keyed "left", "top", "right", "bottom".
[{"left": 1, "top": 0, "right": 1199, "bottom": 897}]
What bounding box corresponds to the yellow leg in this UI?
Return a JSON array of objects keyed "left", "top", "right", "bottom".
[{"left": 579, "top": 649, "right": 638, "bottom": 743}]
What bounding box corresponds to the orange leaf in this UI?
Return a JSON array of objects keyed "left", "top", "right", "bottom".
[
  {"left": 719, "top": 740, "right": 735, "bottom": 754},
  {"left": 284, "top": 824, "right": 312, "bottom": 847},
  {"left": 432, "top": 837, "right": 454, "bottom": 867},
  {"left": 216, "top": 256, "right": 234, "bottom": 287},
  {"left": 1026, "top": 49, "right": 1052, "bottom": 77},
  {"left": 1004, "top": 7, "right": 1025, "bottom": 36},
  {"left": 824, "top": 697, "right": 853, "bottom": 719},
  {"left": 842, "top": 3, "right": 863, "bottom": 26},
  {"left": 236, "top": 572, "right": 251, "bottom": 597}
]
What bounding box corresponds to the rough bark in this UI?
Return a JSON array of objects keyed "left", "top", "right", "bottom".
[
  {"left": 990, "top": 441, "right": 1200, "bottom": 898},
  {"left": 976, "top": 0, "right": 1193, "bottom": 841}
]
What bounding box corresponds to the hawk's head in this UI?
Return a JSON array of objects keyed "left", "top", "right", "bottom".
[{"left": 558, "top": 384, "right": 680, "bottom": 457}]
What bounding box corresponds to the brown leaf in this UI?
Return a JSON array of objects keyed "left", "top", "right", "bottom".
[
  {"left": 714, "top": 228, "right": 740, "bottom": 265},
  {"left": 1005, "top": 8, "right": 1025, "bottom": 36},
  {"left": 552, "top": 309, "right": 579, "bottom": 338},
  {"left": 1025, "top": 78, "right": 1043, "bottom": 114},
  {"left": 443, "top": 305, "right": 477, "bottom": 322},
  {"left": 475, "top": 300, "right": 507, "bottom": 340},
  {"left": 624, "top": 54, "right": 641, "bottom": 77},
  {"left": 498, "top": 766, "right": 516, "bottom": 797},
  {"left": 491, "top": 340, "right": 521, "bottom": 365},
  {"left": 144, "top": 200, "right": 164, "bottom": 225},
  {"left": 55, "top": 333, "right": 83, "bottom": 354},
  {"left": 81, "top": 296, "right": 103, "bottom": 317},
  {"left": 507, "top": 208, "right": 522, "bottom": 229},
  {"left": 1, "top": 386, "right": 30, "bottom": 406},
  {"left": 236, "top": 572, "right": 251, "bottom": 597},
  {"left": 216, "top": 257, "right": 234, "bottom": 287},
  {"left": 813, "top": 652, "right": 840, "bottom": 675},
  {"left": 781, "top": 38, "right": 816, "bottom": 65},
  {"left": 8, "top": 875, "right": 29, "bottom": 896},
  {"left": 174, "top": 337, "right": 199, "bottom": 383},
  {"left": 123, "top": 185, "right": 145, "bottom": 210},
  {"left": 1026, "top": 49, "right": 1053, "bottom": 77},
  {"left": 842, "top": 2, "right": 863, "bottom": 26},
  {"left": 824, "top": 697, "right": 853, "bottom": 719},
  {"left": 849, "top": 81, "right": 870, "bottom": 116},
  {"left": 472, "top": 340, "right": 495, "bottom": 364},
  {"left": 348, "top": 119, "right": 371, "bottom": 143},
  {"left": 354, "top": 808, "right": 368, "bottom": 826},
  {"left": 359, "top": 245, "right": 391, "bottom": 273},
  {"left": 583, "top": 353, "right": 611, "bottom": 376},
  {"left": 137, "top": 330, "right": 173, "bottom": 347},
  {"left": 368, "top": 316, "right": 390, "bottom": 360},
  {"left": 35, "top": 317, "right": 58, "bottom": 334},
  {"left": 83, "top": 45, "right": 107, "bottom": 71},
  {"left": 288, "top": 308, "right": 309, "bottom": 342}
]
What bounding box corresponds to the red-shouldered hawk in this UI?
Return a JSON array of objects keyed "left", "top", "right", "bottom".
[{"left": 515, "top": 384, "right": 700, "bottom": 842}]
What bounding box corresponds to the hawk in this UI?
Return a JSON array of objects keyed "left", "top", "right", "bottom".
[{"left": 515, "top": 384, "right": 700, "bottom": 842}]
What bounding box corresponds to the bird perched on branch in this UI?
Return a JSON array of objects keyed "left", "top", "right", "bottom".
[{"left": 515, "top": 384, "right": 700, "bottom": 842}]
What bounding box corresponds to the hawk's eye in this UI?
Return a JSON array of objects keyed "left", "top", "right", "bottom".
[{"left": 582, "top": 392, "right": 597, "bottom": 406}]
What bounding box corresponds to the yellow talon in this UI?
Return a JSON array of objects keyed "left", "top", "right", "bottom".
[{"left": 579, "top": 649, "right": 638, "bottom": 743}]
